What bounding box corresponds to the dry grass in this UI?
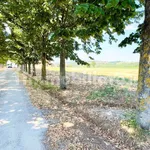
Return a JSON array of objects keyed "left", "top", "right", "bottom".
[
  {"left": 20, "top": 73, "right": 121, "bottom": 150},
  {"left": 19, "top": 68, "right": 150, "bottom": 150},
  {"left": 34, "top": 69, "right": 137, "bottom": 108},
  {"left": 46, "top": 66, "right": 138, "bottom": 80}
]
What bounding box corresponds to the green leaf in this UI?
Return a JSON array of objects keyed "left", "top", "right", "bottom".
[
  {"left": 128, "top": 0, "right": 136, "bottom": 10},
  {"left": 75, "top": 3, "right": 89, "bottom": 15},
  {"left": 106, "top": 0, "right": 120, "bottom": 8},
  {"left": 89, "top": 56, "right": 94, "bottom": 60},
  {"left": 75, "top": 3, "right": 104, "bottom": 17},
  {"left": 88, "top": 4, "right": 105, "bottom": 16}
]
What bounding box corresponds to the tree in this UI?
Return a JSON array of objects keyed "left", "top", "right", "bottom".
[
  {"left": 0, "top": 1, "right": 54, "bottom": 78},
  {"left": 119, "top": 23, "right": 142, "bottom": 53},
  {"left": 118, "top": 0, "right": 150, "bottom": 130},
  {"left": 47, "top": 0, "right": 102, "bottom": 89},
  {"left": 48, "top": 0, "right": 141, "bottom": 89},
  {"left": 0, "top": 0, "right": 144, "bottom": 93},
  {"left": 119, "top": 1, "right": 150, "bottom": 130},
  {"left": 0, "top": 14, "right": 8, "bottom": 64},
  {"left": 136, "top": 0, "right": 150, "bottom": 130}
]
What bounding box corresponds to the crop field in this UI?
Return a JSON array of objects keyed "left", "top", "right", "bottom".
[{"left": 47, "top": 62, "right": 139, "bottom": 80}]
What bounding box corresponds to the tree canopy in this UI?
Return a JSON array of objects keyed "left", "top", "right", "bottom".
[
  {"left": 2, "top": 0, "right": 150, "bottom": 131},
  {"left": 0, "top": 0, "right": 143, "bottom": 87}
]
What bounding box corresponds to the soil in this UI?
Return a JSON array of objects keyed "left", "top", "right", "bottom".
[{"left": 19, "top": 70, "right": 150, "bottom": 150}]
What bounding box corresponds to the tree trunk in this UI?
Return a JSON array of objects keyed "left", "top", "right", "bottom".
[
  {"left": 60, "top": 49, "right": 66, "bottom": 89},
  {"left": 28, "top": 61, "right": 31, "bottom": 74},
  {"left": 32, "top": 62, "right": 36, "bottom": 76},
  {"left": 41, "top": 52, "right": 46, "bottom": 80},
  {"left": 25, "top": 63, "right": 27, "bottom": 72},
  {"left": 21, "top": 64, "right": 24, "bottom": 72},
  {"left": 137, "top": 0, "right": 150, "bottom": 130},
  {"left": 23, "top": 64, "right": 25, "bottom": 72}
]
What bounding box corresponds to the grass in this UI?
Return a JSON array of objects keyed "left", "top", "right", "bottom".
[
  {"left": 40, "top": 81, "right": 58, "bottom": 90},
  {"left": 87, "top": 84, "right": 135, "bottom": 104},
  {"left": 36, "top": 63, "right": 138, "bottom": 107},
  {"left": 28, "top": 77, "right": 58, "bottom": 91},
  {"left": 121, "top": 111, "right": 150, "bottom": 140},
  {"left": 122, "top": 111, "right": 139, "bottom": 129},
  {"left": 87, "top": 84, "right": 118, "bottom": 100},
  {"left": 47, "top": 65, "right": 138, "bottom": 80}
]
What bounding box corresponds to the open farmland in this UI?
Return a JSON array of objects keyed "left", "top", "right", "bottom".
[{"left": 47, "top": 62, "right": 139, "bottom": 80}]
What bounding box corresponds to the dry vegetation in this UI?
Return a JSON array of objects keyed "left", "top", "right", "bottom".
[
  {"left": 35, "top": 70, "right": 137, "bottom": 108},
  {"left": 19, "top": 69, "right": 150, "bottom": 150}
]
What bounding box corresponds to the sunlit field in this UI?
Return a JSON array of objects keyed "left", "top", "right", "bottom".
[{"left": 47, "top": 62, "right": 139, "bottom": 80}]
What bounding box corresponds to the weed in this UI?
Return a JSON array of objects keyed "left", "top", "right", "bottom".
[
  {"left": 87, "top": 84, "right": 135, "bottom": 103},
  {"left": 29, "top": 78, "right": 58, "bottom": 91},
  {"left": 87, "top": 84, "right": 117, "bottom": 101},
  {"left": 40, "top": 81, "right": 58, "bottom": 91},
  {"left": 122, "top": 111, "right": 138, "bottom": 128},
  {"left": 121, "top": 111, "right": 150, "bottom": 141},
  {"left": 30, "top": 78, "right": 40, "bottom": 89}
]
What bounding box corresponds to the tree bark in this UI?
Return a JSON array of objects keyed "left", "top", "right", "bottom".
[
  {"left": 41, "top": 52, "right": 46, "bottom": 80},
  {"left": 23, "top": 64, "right": 25, "bottom": 72},
  {"left": 28, "top": 61, "right": 31, "bottom": 74},
  {"left": 60, "top": 49, "right": 66, "bottom": 89},
  {"left": 32, "top": 62, "right": 36, "bottom": 76},
  {"left": 21, "top": 64, "right": 24, "bottom": 72},
  {"left": 137, "top": 0, "right": 150, "bottom": 130},
  {"left": 25, "top": 63, "right": 27, "bottom": 72}
]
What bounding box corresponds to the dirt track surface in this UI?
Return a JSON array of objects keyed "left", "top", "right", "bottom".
[
  {"left": 0, "top": 69, "right": 47, "bottom": 150},
  {"left": 23, "top": 72, "right": 120, "bottom": 150}
]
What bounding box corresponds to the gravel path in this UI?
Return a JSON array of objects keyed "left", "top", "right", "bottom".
[{"left": 0, "top": 69, "right": 47, "bottom": 150}]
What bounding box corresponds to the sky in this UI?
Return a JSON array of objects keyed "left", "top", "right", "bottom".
[
  {"left": 5, "top": 19, "right": 141, "bottom": 63},
  {"left": 53, "top": 22, "right": 141, "bottom": 63},
  {"left": 77, "top": 23, "right": 140, "bottom": 62}
]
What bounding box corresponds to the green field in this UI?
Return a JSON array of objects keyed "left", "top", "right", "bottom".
[{"left": 47, "top": 62, "right": 139, "bottom": 80}]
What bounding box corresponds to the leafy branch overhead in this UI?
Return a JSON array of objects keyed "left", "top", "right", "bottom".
[
  {"left": 0, "top": 0, "right": 143, "bottom": 88},
  {"left": 119, "top": 24, "right": 142, "bottom": 53}
]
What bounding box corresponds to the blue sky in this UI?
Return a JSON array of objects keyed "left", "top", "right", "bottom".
[
  {"left": 75, "top": 5, "right": 145, "bottom": 63},
  {"left": 53, "top": 22, "right": 141, "bottom": 63},
  {"left": 76, "top": 23, "right": 140, "bottom": 62}
]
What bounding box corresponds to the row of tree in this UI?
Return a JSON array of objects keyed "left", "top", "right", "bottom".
[
  {"left": 0, "top": 0, "right": 150, "bottom": 130},
  {"left": 0, "top": 0, "right": 141, "bottom": 88}
]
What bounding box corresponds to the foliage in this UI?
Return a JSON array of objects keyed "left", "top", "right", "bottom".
[
  {"left": 122, "top": 111, "right": 138, "bottom": 129},
  {"left": 0, "top": 0, "right": 142, "bottom": 61},
  {"left": 30, "top": 77, "right": 58, "bottom": 91},
  {"left": 121, "top": 111, "right": 150, "bottom": 140},
  {"left": 0, "top": 17, "right": 9, "bottom": 64},
  {"left": 87, "top": 84, "right": 134, "bottom": 103},
  {"left": 0, "top": 0, "right": 143, "bottom": 88},
  {"left": 119, "top": 24, "right": 142, "bottom": 53}
]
